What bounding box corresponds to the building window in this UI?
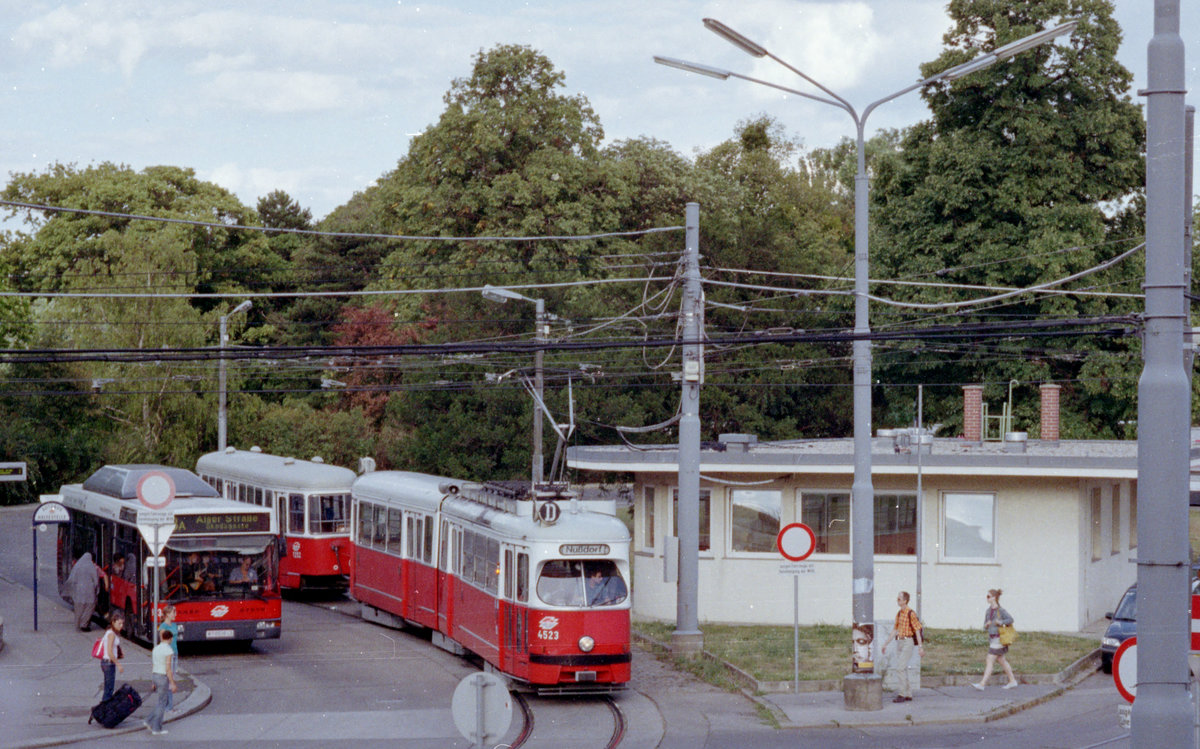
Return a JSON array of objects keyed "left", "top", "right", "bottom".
[
  {"left": 1111, "top": 485, "right": 1120, "bottom": 555},
  {"left": 875, "top": 493, "right": 917, "bottom": 555},
  {"left": 672, "top": 489, "right": 711, "bottom": 551},
  {"left": 801, "top": 492, "right": 850, "bottom": 554},
  {"left": 943, "top": 492, "right": 995, "bottom": 560},
  {"left": 1091, "top": 488, "right": 1102, "bottom": 562},
  {"left": 643, "top": 487, "right": 655, "bottom": 550},
  {"left": 1129, "top": 485, "right": 1137, "bottom": 549},
  {"left": 730, "top": 489, "right": 782, "bottom": 553}
]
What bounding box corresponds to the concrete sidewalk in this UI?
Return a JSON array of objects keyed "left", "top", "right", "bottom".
[{"left": 0, "top": 573, "right": 211, "bottom": 749}]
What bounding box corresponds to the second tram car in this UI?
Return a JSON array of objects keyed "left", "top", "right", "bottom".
[
  {"left": 351, "top": 471, "right": 632, "bottom": 693},
  {"left": 55, "top": 464, "right": 281, "bottom": 643},
  {"left": 196, "top": 447, "right": 356, "bottom": 591}
]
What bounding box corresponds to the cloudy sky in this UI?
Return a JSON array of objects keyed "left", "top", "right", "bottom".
[{"left": 1, "top": 1, "right": 1194, "bottom": 223}]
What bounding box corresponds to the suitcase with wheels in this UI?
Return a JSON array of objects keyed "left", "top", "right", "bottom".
[{"left": 88, "top": 683, "right": 142, "bottom": 729}]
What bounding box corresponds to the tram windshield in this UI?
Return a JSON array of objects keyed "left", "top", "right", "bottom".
[
  {"left": 158, "top": 535, "right": 277, "bottom": 601},
  {"left": 536, "top": 559, "right": 627, "bottom": 607}
]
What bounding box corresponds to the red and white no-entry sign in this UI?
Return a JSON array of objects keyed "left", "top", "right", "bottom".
[
  {"left": 1112, "top": 636, "right": 1137, "bottom": 703},
  {"left": 777, "top": 523, "right": 816, "bottom": 562},
  {"left": 136, "top": 471, "right": 176, "bottom": 510}
]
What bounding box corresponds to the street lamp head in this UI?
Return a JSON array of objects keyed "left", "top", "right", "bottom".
[
  {"left": 940, "top": 19, "right": 1078, "bottom": 81},
  {"left": 703, "top": 18, "right": 768, "bottom": 58},
  {"left": 482, "top": 284, "right": 541, "bottom": 305},
  {"left": 993, "top": 19, "right": 1078, "bottom": 61},
  {"left": 231, "top": 300, "right": 253, "bottom": 315},
  {"left": 653, "top": 56, "right": 732, "bottom": 80}
]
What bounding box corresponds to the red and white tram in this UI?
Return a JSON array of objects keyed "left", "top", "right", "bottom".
[
  {"left": 350, "top": 471, "right": 632, "bottom": 693},
  {"left": 56, "top": 464, "right": 281, "bottom": 643},
  {"left": 196, "top": 448, "right": 355, "bottom": 591}
]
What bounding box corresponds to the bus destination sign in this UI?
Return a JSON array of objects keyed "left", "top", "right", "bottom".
[
  {"left": 175, "top": 513, "right": 270, "bottom": 535},
  {"left": 0, "top": 462, "right": 27, "bottom": 482}
]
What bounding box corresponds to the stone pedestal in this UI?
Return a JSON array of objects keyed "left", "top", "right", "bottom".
[
  {"left": 670, "top": 631, "right": 704, "bottom": 657},
  {"left": 843, "top": 673, "right": 883, "bottom": 711}
]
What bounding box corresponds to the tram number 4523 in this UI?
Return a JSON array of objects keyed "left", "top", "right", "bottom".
[{"left": 537, "top": 629, "right": 560, "bottom": 641}]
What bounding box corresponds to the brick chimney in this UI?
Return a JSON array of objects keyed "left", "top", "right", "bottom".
[
  {"left": 1040, "top": 383, "right": 1061, "bottom": 442},
  {"left": 963, "top": 385, "right": 983, "bottom": 442}
]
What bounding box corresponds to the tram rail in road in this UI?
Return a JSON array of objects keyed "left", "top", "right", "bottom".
[{"left": 510, "top": 692, "right": 626, "bottom": 749}]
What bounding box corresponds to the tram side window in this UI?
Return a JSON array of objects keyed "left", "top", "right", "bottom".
[
  {"left": 289, "top": 494, "right": 305, "bottom": 534},
  {"left": 357, "top": 502, "right": 373, "bottom": 546},
  {"left": 386, "top": 509, "right": 403, "bottom": 555},
  {"left": 486, "top": 538, "right": 499, "bottom": 594},
  {"left": 405, "top": 515, "right": 417, "bottom": 559},
  {"left": 516, "top": 553, "right": 529, "bottom": 603},
  {"left": 371, "top": 505, "right": 386, "bottom": 549},
  {"left": 504, "top": 550, "right": 514, "bottom": 599},
  {"left": 460, "top": 531, "right": 475, "bottom": 583},
  {"left": 423, "top": 515, "right": 433, "bottom": 563}
]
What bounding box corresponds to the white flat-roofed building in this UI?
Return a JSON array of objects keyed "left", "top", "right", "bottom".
[{"left": 567, "top": 388, "right": 1141, "bottom": 632}]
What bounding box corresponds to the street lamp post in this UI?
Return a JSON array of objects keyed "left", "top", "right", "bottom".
[
  {"left": 482, "top": 285, "right": 546, "bottom": 485},
  {"left": 657, "top": 16, "right": 1076, "bottom": 709},
  {"left": 217, "top": 300, "right": 252, "bottom": 451}
]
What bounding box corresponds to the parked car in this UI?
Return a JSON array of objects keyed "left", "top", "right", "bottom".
[
  {"left": 1100, "top": 584, "right": 1136, "bottom": 674},
  {"left": 1100, "top": 574, "right": 1200, "bottom": 674}
]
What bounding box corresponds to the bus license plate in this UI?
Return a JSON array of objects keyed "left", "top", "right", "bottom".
[{"left": 206, "top": 629, "right": 235, "bottom": 639}]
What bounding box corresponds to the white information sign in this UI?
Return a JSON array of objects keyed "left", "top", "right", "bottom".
[{"left": 137, "top": 510, "right": 176, "bottom": 557}]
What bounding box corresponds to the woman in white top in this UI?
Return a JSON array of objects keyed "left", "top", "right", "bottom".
[
  {"left": 146, "top": 630, "right": 177, "bottom": 735},
  {"left": 99, "top": 612, "right": 124, "bottom": 702}
]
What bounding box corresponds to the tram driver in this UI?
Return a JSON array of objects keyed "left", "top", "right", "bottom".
[{"left": 584, "top": 562, "right": 627, "bottom": 607}]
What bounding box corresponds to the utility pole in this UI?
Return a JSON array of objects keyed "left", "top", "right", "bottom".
[
  {"left": 673, "top": 202, "right": 704, "bottom": 656},
  {"left": 1133, "top": 2, "right": 1191, "bottom": 745}
]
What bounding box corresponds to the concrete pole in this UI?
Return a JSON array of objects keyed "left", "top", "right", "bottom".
[
  {"left": 673, "top": 202, "right": 704, "bottom": 655},
  {"left": 845, "top": 120, "right": 882, "bottom": 709},
  {"left": 217, "top": 313, "right": 229, "bottom": 451},
  {"left": 1133, "top": 2, "right": 1192, "bottom": 745},
  {"left": 533, "top": 299, "right": 546, "bottom": 485}
]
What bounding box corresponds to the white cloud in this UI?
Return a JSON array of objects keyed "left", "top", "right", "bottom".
[{"left": 203, "top": 70, "right": 380, "bottom": 114}]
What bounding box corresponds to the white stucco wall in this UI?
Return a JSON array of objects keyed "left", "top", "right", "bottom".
[{"left": 630, "top": 472, "right": 1137, "bottom": 633}]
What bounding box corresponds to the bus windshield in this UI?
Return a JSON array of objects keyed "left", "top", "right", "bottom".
[
  {"left": 309, "top": 493, "right": 350, "bottom": 534},
  {"left": 159, "top": 535, "right": 277, "bottom": 600},
  {"left": 536, "top": 559, "right": 627, "bottom": 607}
]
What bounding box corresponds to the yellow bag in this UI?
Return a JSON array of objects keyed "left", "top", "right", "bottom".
[{"left": 998, "top": 623, "right": 1017, "bottom": 646}]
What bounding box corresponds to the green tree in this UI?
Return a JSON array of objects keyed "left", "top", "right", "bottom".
[{"left": 868, "top": 0, "right": 1145, "bottom": 435}]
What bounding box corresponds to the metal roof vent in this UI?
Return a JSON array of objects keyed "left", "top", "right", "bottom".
[
  {"left": 1003, "top": 432, "right": 1028, "bottom": 453},
  {"left": 249, "top": 445, "right": 262, "bottom": 453},
  {"left": 718, "top": 433, "right": 758, "bottom": 452},
  {"left": 311, "top": 456, "right": 324, "bottom": 463}
]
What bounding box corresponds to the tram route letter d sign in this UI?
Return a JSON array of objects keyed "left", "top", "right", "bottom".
[{"left": 536, "top": 500, "right": 560, "bottom": 525}]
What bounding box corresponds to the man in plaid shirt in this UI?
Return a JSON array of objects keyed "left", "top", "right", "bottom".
[{"left": 881, "top": 591, "right": 924, "bottom": 702}]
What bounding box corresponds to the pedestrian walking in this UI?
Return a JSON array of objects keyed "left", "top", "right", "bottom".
[
  {"left": 881, "top": 591, "right": 923, "bottom": 703},
  {"left": 144, "top": 630, "right": 176, "bottom": 736},
  {"left": 157, "top": 605, "right": 180, "bottom": 713},
  {"left": 65, "top": 552, "right": 102, "bottom": 631},
  {"left": 972, "top": 588, "right": 1018, "bottom": 690},
  {"left": 99, "top": 611, "right": 124, "bottom": 702}
]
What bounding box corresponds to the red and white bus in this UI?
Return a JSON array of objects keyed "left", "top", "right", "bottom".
[
  {"left": 351, "top": 471, "right": 631, "bottom": 693},
  {"left": 196, "top": 448, "right": 356, "bottom": 591},
  {"left": 56, "top": 464, "right": 281, "bottom": 644}
]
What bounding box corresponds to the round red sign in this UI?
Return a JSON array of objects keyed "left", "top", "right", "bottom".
[{"left": 777, "top": 523, "right": 816, "bottom": 562}]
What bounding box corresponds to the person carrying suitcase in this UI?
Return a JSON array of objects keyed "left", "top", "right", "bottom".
[{"left": 98, "top": 611, "right": 124, "bottom": 701}]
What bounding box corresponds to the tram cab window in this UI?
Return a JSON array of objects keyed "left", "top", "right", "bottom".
[
  {"left": 310, "top": 493, "right": 349, "bottom": 534},
  {"left": 536, "top": 559, "right": 627, "bottom": 607}
]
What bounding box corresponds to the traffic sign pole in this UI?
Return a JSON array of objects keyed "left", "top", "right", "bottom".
[{"left": 777, "top": 523, "right": 816, "bottom": 693}]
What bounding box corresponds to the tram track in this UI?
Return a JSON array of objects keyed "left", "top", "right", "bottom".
[{"left": 509, "top": 691, "right": 626, "bottom": 749}]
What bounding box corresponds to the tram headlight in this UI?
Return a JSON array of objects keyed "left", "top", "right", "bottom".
[{"left": 578, "top": 636, "right": 595, "bottom": 653}]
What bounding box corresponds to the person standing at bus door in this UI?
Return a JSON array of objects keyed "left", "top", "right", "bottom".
[
  {"left": 229, "top": 556, "right": 258, "bottom": 585},
  {"left": 99, "top": 611, "right": 125, "bottom": 702},
  {"left": 66, "top": 552, "right": 102, "bottom": 631},
  {"left": 144, "top": 629, "right": 176, "bottom": 736},
  {"left": 157, "top": 605, "right": 180, "bottom": 714},
  {"left": 103, "top": 553, "right": 125, "bottom": 613}
]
